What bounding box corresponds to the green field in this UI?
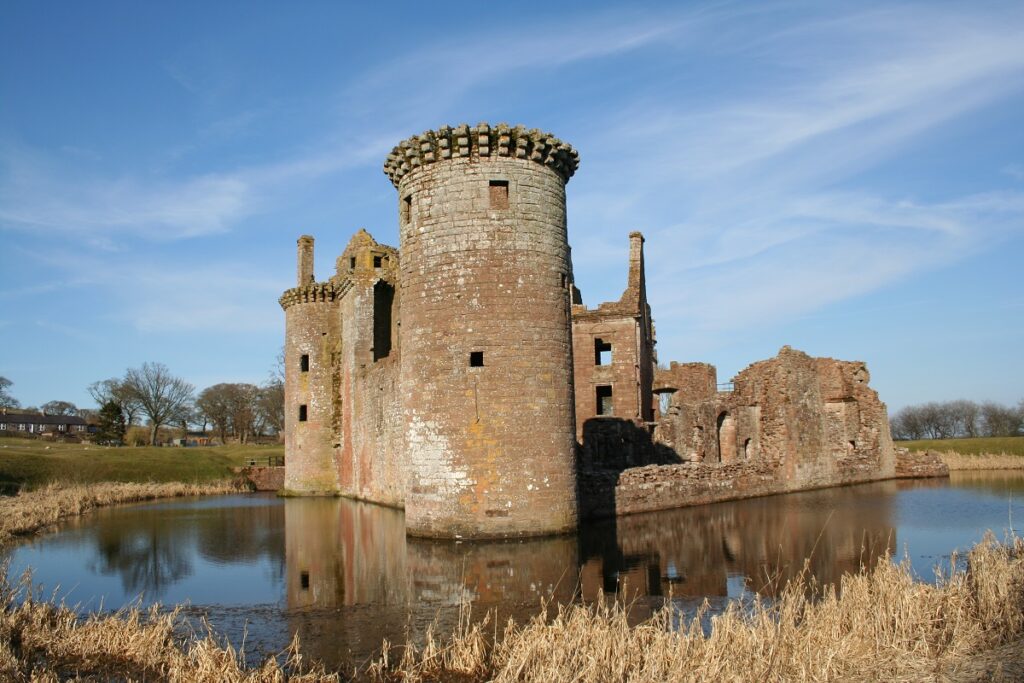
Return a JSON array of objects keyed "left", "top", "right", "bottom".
[
  {"left": 0, "top": 437, "right": 283, "bottom": 490},
  {"left": 896, "top": 435, "right": 1024, "bottom": 456}
]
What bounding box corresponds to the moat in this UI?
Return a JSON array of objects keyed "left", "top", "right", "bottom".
[{"left": 5, "top": 472, "right": 1022, "bottom": 672}]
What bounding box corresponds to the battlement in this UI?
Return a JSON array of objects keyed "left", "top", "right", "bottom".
[
  {"left": 383, "top": 122, "right": 579, "bottom": 188},
  {"left": 278, "top": 281, "right": 341, "bottom": 310}
]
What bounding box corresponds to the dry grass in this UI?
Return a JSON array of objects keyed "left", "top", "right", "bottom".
[
  {"left": 937, "top": 451, "right": 1024, "bottom": 471},
  {"left": 1, "top": 534, "right": 1020, "bottom": 681},
  {"left": 367, "top": 534, "right": 1024, "bottom": 682},
  {"left": 0, "top": 571, "right": 336, "bottom": 682},
  {"left": 0, "top": 481, "right": 245, "bottom": 545}
]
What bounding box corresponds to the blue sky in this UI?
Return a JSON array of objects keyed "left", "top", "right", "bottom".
[{"left": 1, "top": 0, "right": 1022, "bottom": 412}]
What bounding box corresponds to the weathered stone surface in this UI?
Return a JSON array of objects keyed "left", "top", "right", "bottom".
[
  {"left": 280, "top": 123, "right": 937, "bottom": 539},
  {"left": 238, "top": 465, "right": 285, "bottom": 491},
  {"left": 894, "top": 448, "right": 950, "bottom": 478}
]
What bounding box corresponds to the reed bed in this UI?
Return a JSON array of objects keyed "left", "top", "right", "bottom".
[
  {"left": 0, "top": 534, "right": 1020, "bottom": 681},
  {"left": 938, "top": 451, "right": 1024, "bottom": 471},
  {"left": 0, "top": 481, "right": 244, "bottom": 545},
  {"left": 367, "top": 533, "right": 1024, "bottom": 682}
]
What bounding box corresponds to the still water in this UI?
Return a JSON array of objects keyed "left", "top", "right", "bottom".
[{"left": 5, "top": 472, "right": 1022, "bottom": 671}]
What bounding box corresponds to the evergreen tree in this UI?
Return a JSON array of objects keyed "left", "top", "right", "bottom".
[{"left": 95, "top": 400, "right": 126, "bottom": 444}]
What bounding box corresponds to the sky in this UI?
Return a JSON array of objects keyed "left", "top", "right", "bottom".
[{"left": 1, "top": 0, "right": 1022, "bottom": 413}]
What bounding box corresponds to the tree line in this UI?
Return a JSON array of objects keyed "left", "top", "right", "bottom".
[
  {"left": 890, "top": 399, "right": 1023, "bottom": 441},
  {"left": 1, "top": 360, "right": 284, "bottom": 446}
]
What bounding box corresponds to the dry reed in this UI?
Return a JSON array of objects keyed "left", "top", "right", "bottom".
[
  {"left": 0, "top": 534, "right": 1020, "bottom": 681},
  {"left": 0, "top": 481, "right": 244, "bottom": 545},
  {"left": 367, "top": 533, "right": 1024, "bottom": 682},
  {"left": 938, "top": 451, "right": 1024, "bottom": 471}
]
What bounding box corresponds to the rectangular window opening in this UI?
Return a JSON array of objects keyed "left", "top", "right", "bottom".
[
  {"left": 300, "top": 571, "right": 310, "bottom": 590},
  {"left": 298, "top": 405, "right": 308, "bottom": 422},
  {"left": 349, "top": 256, "right": 356, "bottom": 270},
  {"left": 595, "top": 338, "right": 612, "bottom": 366},
  {"left": 300, "top": 354, "right": 309, "bottom": 372},
  {"left": 489, "top": 180, "right": 509, "bottom": 209},
  {"left": 373, "top": 281, "right": 395, "bottom": 361},
  {"left": 373, "top": 255, "right": 382, "bottom": 269},
  {"left": 470, "top": 351, "right": 484, "bottom": 367},
  {"left": 596, "top": 385, "right": 614, "bottom": 416},
  {"left": 401, "top": 195, "right": 412, "bottom": 224}
]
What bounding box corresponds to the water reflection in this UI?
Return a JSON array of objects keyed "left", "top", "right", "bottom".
[
  {"left": 4, "top": 473, "right": 1022, "bottom": 671},
  {"left": 580, "top": 483, "right": 897, "bottom": 602}
]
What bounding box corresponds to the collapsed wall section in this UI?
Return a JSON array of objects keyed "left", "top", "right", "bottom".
[{"left": 580, "top": 346, "right": 900, "bottom": 518}]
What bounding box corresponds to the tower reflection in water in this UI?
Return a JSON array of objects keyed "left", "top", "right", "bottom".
[{"left": 283, "top": 484, "right": 895, "bottom": 669}]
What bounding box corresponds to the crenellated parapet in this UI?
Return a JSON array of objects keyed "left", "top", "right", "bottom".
[
  {"left": 278, "top": 281, "right": 339, "bottom": 310},
  {"left": 383, "top": 122, "right": 579, "bottom": 187}
]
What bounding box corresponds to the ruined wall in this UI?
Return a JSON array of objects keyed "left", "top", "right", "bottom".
[
  {"left": 387, "top": 124, "right": 580, "bottom": 538},
  {"left": 577, "top": 347, "right": 900, "bottom": 518},
  {"left": 331, "top": 230, "right": 405, "bottom": 507},
  {"left": 572, "top": 232, "right": 655, "bottom": 439}
]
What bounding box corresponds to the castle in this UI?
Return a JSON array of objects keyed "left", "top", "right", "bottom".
[{"left": 280, "top": 123, "right": 914, "bottom": 540}]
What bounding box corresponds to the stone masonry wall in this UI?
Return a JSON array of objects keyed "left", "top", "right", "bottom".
[
  {"left": 282, "top": 237, "right": 341, "bottom": 494},
  {"left": 333, "top": 230, "right": 405, "bottom": 507},
  {"left": 393, "top": 126, "right": 579, "bottom": 538},
  {"left": 580, "top": 347, "right": 903, "bottom": 519}
]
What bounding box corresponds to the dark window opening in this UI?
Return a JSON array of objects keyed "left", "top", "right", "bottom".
[
  {"left": 298, "top": 405, "right": 308, "bottom": 422},
  {"left": 349, "top": 256, "right": 356, "bottom": 269},
  {"left": 373, "top": 255, "right": 382, "bottom": 268},
  {"left": 300, "top": 571, "right": 309, "bottom": 590},
  {"left": 401, "top": 195, "right": 412, "bottom": 224},
  {"left": 300, "top": 354, "right": 309, "bottom": 372},
  {"left": 470, "top": 351, "right": 484, "bottom": 367},
  {"left": 560, "top": 273, "right": 567, "bottom": 288},
  {"left": 373, "top": 280, "right": 395, "bottom": 361},
  {"left": 489, "top": 180, "right": 509, "bottom": 209},
  {"left": 596, "top": 385, "right": 613, "bottom": 416},
  {"left": 595, "top": 338, "right": 612, "bottom": 366}
]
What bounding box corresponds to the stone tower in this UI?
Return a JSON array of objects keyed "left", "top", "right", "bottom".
[
  {"left": 281, "top": 235, "right": 339, "bottom": 493},
  {"left": 384, "top": 123, "right": 580, "bottom": 538}
]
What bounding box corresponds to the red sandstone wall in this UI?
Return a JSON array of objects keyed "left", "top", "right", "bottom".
[
  {"left": 333, "top": 232, "right": 405, "bottom": 507},
  {"left": 394, "top": 135, "right": 579, "bottom": 538}
]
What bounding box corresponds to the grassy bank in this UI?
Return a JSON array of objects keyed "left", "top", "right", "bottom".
[
  {"left": 0, "top": 437, "right": 281, "bottom": 490},
  {"left": 0, "top": 534, "right": 1020, "bottom": 681},
  {"left": 0, "top": 481, "right": 245, "bottom": 544},
  {"left": 898, "top": 435, "right": 1024, "bottom": 457}
]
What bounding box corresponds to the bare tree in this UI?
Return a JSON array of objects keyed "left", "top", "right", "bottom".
[
  {"left": 980, "top": 401, "right": 1023, "bottom": 437},
  {"left": 0, "top": 376, "right": 20, "bottom": 409},
  {"left": 947, "top": 400, "right": 981, "bottom": 438},
  {"left": 41, "top": 400, "right": 78, "bottom": 416},
  {"left": 258, "top": 380, "right": 284, "bottom": 436},
  {"left": 122, "top": 363, "right": 194, "bottom": 446},
  {"left": 196, "top": 384, "right": 233, "bottom": 444},
  {"left": 88, "top": 378, "right": 142, "bottom": 426}
]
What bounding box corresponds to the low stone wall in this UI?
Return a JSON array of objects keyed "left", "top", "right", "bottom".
[
  {"left": 893, "top": 449, "right": 950, "bottom": 479},
  {"left": 580, "top": 461, "right": 779, "bottom": 519},
  {"left": 239, "top": 466, "right": 285, "bottom": 491}
]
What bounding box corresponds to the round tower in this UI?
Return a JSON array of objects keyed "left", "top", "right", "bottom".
[
  {"left": 280, "top": 235, "right": 339, "bottom": 494},
  {"left": 384, "top": 123, "right": 580, "bottom": 539}
]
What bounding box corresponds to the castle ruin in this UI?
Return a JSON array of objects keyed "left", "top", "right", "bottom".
[{"left": 279, "top": 123, "right": 909, "bottom": 539}]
